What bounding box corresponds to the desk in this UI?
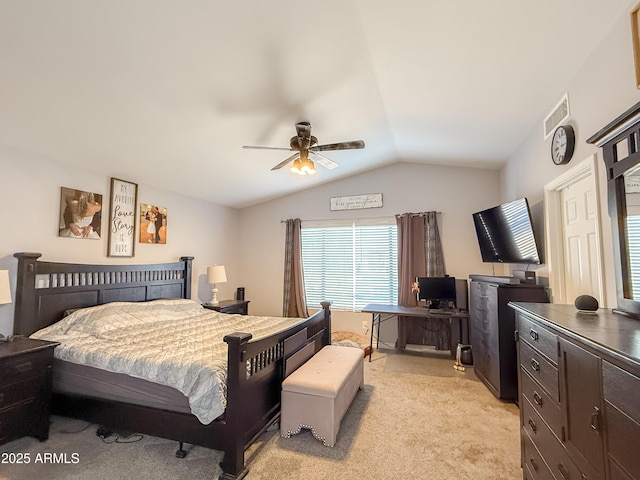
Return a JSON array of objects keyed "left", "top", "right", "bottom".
[{"left": 361, "top": 304, "right": 470, "bottom": 361}]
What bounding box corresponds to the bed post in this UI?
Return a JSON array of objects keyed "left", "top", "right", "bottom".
[
  {"left": 320, "top": 301, "right": 331, "bottom": 346},
  {"left": 179, "top": 256, "right": 194, "bottom": 299},
  {"left": 221, "top": 331, "right": 252, "bottom": 480},
  {"left": 12, "top": 252, "right": 42, "bottom": 335}
]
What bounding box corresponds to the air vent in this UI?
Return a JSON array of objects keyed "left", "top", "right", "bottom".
[{"left": 543, "top": 93, "right": 570, "bottom": 139}]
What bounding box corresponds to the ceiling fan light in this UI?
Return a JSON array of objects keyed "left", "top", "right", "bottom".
[
  {"left": 290, "top": 158, "right": 304, "bottom": 175},
  {"left": 300, "top": 158, "right": 316, "bottom": 174}
]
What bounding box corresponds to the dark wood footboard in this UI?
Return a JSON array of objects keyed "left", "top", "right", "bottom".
[
  {"left": 221, "top": 302, "right": 330, "bottom": 478},
  {"left": 11, "top": 252, "right": 331, "bottom": 480}
]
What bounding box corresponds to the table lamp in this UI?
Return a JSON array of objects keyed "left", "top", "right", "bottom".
[
  {"left": 0, "top": 270, "right": 11, "bottom": 305},
  {"left": 0, "top": 270, "right": 12, "bottom": 342},
  {"left": 207, "top": 265, "right": 227, "bottom": 305}
]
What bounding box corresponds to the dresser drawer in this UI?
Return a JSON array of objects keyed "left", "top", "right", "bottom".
[
  {"left": 602, "top": 360, "right": 640, "bottom": 478},
  {"left": 0, "top": 349, "right": 54, "bottom": 385},
  {"left": 603, "top": 361, "right": 640, "bottom": 422},
  {"left": 523, "top": 430, "right": 555, "bottom": 480},
  {"left": 605, "top": 401, "right": 640, "bottom": 478},
  {"left": 0, "top": 376, "right": 46, "bottom": 411},
  {"left": 520, "top": 369, "right": 562, "bottom": 441},
  {"left": 518, "top": 314, "right": 557, "bottom": 364},
  {"left": 0, "top": 340, "right": 57, "bottom": 446},
  {"left": 520, "top": 340, "right": 559, "bottom": 402},
  {"left": 522, "top": 397, "right": 583, "bottom": 480},
  {"left": 0, "top": 398, "right": 40, "bottom": 441},
  {"left": 609, "top": 458, "right": 635, "bottom": 480}
]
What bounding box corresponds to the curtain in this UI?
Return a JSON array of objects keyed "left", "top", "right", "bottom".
[
  {"left": 282, "top": 218, "right": 309, "bottom": 318},
  {"left": 424, "top": 211, "right": 445, "bottom": 277},
  {"left": 395, "top": 211, "right": 447, "bottom": 349}
]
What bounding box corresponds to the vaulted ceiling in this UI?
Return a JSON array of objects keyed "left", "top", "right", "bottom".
[{"left": 0, "top": 1, "right": 633, "bottom": 208}]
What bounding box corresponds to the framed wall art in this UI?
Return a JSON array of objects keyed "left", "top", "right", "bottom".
[
  {"left": 140, "top": 203, "right": 167, "bottom": 244},
  {"left": 58, "top": 187, "right": 103, "bottom": 239},
  {"left": 107, "top": 177, "right": 138, "bottom": 257}
]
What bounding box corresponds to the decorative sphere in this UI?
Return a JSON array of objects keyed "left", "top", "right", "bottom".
[{"left": 574, "top": 295, "right": 599, "bottom": 312}]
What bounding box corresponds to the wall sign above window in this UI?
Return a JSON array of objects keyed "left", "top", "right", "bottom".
[{"left": 330, "top": 193, "right": 383, "bottom": 211}]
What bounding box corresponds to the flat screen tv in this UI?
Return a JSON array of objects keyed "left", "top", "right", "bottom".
[{"left": 472, "top": 198, "right": 541, "bottom": 264}]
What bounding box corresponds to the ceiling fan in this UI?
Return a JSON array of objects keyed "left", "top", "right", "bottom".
[{"left": 242, "top": 121, "right": 365, "bottom": 175}]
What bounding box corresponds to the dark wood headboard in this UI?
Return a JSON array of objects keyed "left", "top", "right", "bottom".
[{"left": 13, "top": 252, "right": 194, "bottom": 336}]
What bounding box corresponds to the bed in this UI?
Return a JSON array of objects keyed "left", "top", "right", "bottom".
[{"left": 12, "top": 252, "right": 331, "bottom": 480}]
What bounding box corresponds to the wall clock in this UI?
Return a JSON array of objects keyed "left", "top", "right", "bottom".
[{"left": 551, "top": 125, "right": 575, "bottom": 165}]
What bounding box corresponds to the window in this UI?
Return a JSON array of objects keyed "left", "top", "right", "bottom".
[{"left": 301, "top": 218, "right": 398, "bottom": 311}]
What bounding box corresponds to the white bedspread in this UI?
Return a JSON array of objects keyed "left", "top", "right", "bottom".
[{"left": 30, "top": 299, "right": 302, "bottom": 424}]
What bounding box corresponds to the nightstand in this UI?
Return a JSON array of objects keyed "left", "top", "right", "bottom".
[
  {"left": 203, "top": 299, "right": 250, "bottom": 315},
  {"left": 0, "top": 337, "right": 59, "bottom": 445}
]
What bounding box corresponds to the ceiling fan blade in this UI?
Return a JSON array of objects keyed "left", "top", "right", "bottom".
[
  {"left": 310, "top": 152, "right": 339, "bottom": 170},
  {"left": 271, "top": 152, "right": 300, "bottom": 171},
  {"left": 243, "top": 145, "right": 294, "bottom": 151},
  {"left": 311, "top": 140, "right": 365, "bottom": 151}
]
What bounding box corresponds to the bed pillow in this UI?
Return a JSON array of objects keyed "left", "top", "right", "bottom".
[{"left": 44, "top": 298, "right": 204, "bottom": 336}]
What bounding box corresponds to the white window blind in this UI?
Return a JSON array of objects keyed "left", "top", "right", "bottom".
[
  {"left": 627, "top": 215, "right": 640, "bottom": 299},
  {"left": 301, "top": 219, "right": 398, "bottom": 311}
]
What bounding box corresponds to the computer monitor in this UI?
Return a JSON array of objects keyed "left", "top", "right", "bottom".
[{"left": 416, "top": 276, "right": 457, "bottom": 309}]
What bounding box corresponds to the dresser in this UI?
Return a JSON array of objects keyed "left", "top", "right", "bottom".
[
  {"left": 0, "top": 337, "right": 59, "bottom": 445},
  {"left": 469, "top": 276, "right": 548, "bottom": 401},
  {"left": 203, "top": 299, "right": 250, "bottom": 315},
  {"left": 510, "top": 302, "right": 640, "bottom": 480}
]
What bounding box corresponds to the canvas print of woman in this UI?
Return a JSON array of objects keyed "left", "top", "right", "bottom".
[
  {"left": 58, "top": 187, "right": 102, "bottom": 239},
  {"left": 139, "top": 204, "right": 167, "bottom": 244}
]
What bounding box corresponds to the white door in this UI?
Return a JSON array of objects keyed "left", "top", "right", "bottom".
[
  {"left": 544, "top": 155, "right": 605, "bottom": 305},
  {"left": 560, "top": 175, "right": 601, "bottom": 301}
]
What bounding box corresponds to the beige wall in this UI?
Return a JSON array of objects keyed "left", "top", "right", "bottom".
[
  {"left": 0, "top": 142, "right": 240, "bottom": 335},
  {"left": 501, "top": 5, "right": 640, "bottom": 308},
  {"left": 238, "top": 161, "right": 502, "bottom": 337}
]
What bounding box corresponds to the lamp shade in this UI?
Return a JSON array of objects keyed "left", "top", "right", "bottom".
[
  {"left": 207, "top": 265, "right": 227, "bottom": 284},
  {"left": 0, "top": 270, "right": 11, "bottom": 305}
]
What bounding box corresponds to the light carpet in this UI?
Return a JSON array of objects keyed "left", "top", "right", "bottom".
[{"left": 0, "top": 347, "right": 521, "bottom": 480}]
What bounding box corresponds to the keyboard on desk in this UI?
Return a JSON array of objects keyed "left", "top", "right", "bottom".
[{"left": 426, "top": 308, "right": 455, "bottom": 315}]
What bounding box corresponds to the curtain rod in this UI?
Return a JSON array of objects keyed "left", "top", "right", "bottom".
[
  {"left": 280, "top": 212, "right": 442, "bottom": 223},
  {"left": 396, "top": 212, "right": 442, "bottom": 217},
  {"left": 281, "top": 216, "right": 394, "bottom": 223}
]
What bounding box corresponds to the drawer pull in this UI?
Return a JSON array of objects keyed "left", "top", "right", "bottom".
[
  {"left": 530, "top": 358, "right": 540, "bottom": 372},
  {"left": 527, "top": 418, "right": 537, "bottom": 433},
  {"left": 15, "top": 361, "right": 33, "bottom": 373},
  {"left": 533, "top": 391, "right": 543, "bottom": 406},
  {"left": 529, "top": 456, "right": 539, "bottom": 471},
  {"left": 590, "top": 406, "right": 601, "bottom": 431},
  {"left": 529, "top": 329, "right": 539, "bottom": 341},
  {"left": 557, "top": 462, "right": 569, "bottom": 479}
]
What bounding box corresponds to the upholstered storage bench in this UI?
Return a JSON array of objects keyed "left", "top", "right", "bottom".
[{"left": 280, "top": 344, "right": 364, "bottom": 447}]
